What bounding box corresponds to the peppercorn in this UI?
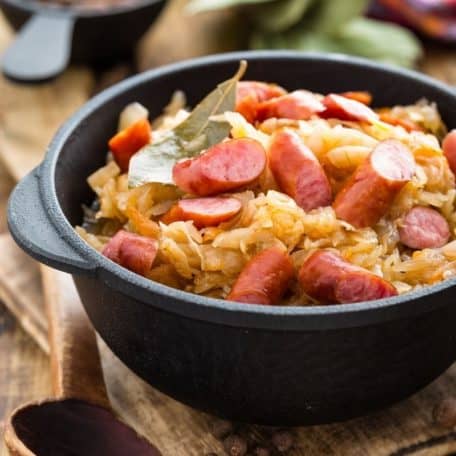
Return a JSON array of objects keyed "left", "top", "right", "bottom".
[
  {"left": 433, "top": 397, "right": 456, "bottom": 428},
  {"left": 271, "top": 430, "right": 294, "bottom": 452},
  {"left": 253, "top": 447, "right": 270, "bottom": 456},
  {"left": 211, "top": 419, "right": 234, "bottom": 439},
  {"left": 223, "top": 434, "right": 248, "bottom": 456}
]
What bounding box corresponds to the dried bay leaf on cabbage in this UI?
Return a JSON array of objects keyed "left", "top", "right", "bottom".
[
  {"left": 128, "top": 61, "right": 247, "bottom": 188},
  {"left": 186, "top": 0, "right": 275, "bottom": 14},
  {"left": 250, "top": 0, "right": 314, "bottom": 33}
]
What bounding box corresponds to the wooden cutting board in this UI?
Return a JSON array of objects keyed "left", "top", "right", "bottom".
[{"left": 2, "top": 2, "right": 456, "bottom": 454}]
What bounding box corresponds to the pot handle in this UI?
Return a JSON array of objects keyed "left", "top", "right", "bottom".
[
  {"left": 1, "top": 13, "right": 74, "bottom": 82},
  {"left": 8, "top": 167, "right": 94, "bottom": 275}
]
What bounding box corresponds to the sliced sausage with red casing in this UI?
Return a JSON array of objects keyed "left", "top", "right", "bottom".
[
  {"left": 256, "top": 90, "right": 325, "bottom": 121},
  {"left": 172, "top": 138, "right": 267, "bottom": 196},
  {"left": 236, "top": 81, "right": 287, "bottom": 123},
  {"left": 298, "top": 250, "right": 397, "bottom": 304},
  {"left": 333, "top": 139, "right": 416, "bottom": 228},
  {"left": 339, "top": 91, "right": 372, "bottom": 106},
  {"left": 102, "top": 230, "right": 158, "bottom": 276},
  {"left": 399, "top": 206, "right": 450, "bottom": 249},
  {"left": 320, "top": 93, "right": 379, "bottom": 123},
  {"left": 268, "top": 129, "right": 332, "bottom": 211},
  {"left": 226, "top": 247, "right": 294, "bottom": 305},
  {"left": 161, "top": 197, "right": 242, "bottom": 228},
  {"left": 443, "top": 130, "right": 456, "bottom": 176}
]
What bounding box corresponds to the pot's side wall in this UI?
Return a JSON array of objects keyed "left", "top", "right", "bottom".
[{"left": 74, "top": 274, "right": 456, "bottom": 425}]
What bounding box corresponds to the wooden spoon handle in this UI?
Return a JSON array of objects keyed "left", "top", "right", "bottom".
[{"left": 41, "top": 265, "right": 110, "bottom": 409}]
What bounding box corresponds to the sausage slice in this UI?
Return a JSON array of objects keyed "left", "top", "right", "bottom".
[
  {"left": 102, "top": 230, "right": 158, "bottom": 276},
  {"left": 399, "top": 206, "right": 450, "bottom": 249},
  {"left": 256, "top": 90, "right": 325, "bottom": 121},
  {"left": 340, "top": 91, "right": 372, "bottom": 106},
  {"left": 333, "top": 139, "right": 416, "bottom": 228},
  {"left": 298, "top": 250, "right": 397, "bottom": 304},
  {"left": 320, "top": 93, "right": 378, "bottom": 123},
  {"left": 236, "top": 81, "right": 287, "bottom": 123},
  {"left": 172, "top": 138, "right": 267, "bottom": 196},
  {"left": 161, "top": 197, "right": 242, "bottom": 228},
  {"left": 227, "top": 247, "right": 294, "bottom": 305},
  {"left": 443, "top": 130, "right": 456, "bottom": 176},
  {"left": 268, "top": 130, "right": 332, "bottom": 211}
]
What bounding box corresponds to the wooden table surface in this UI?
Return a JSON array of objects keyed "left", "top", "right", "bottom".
[{"left": 1, "top": 3, "right": 456, "bottom": 455}]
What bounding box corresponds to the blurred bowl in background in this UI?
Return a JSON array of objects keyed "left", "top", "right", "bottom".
[{"left": 0, "top": 0, "right": 165, "bottom": 82}]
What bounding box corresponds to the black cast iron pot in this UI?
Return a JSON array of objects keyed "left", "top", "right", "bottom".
[
  {"left": 7, "top": 51, "right": 456, "bottom": 425},
  {"left": 0, "top": 0, "right": 165, "bottom": 82}
]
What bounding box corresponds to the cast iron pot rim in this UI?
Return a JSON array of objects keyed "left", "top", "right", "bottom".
[
  {"left": 0, "top": 0, "right": 163, "bottom": 18},
  {"left": 39, "top": 50, "right": 456, "bottom": 330}
]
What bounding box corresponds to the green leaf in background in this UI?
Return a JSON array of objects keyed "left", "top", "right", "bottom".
[
  {"left": 337, "top": 18, "right": 423, "bottom": 68},
  {"left": 128, "top": 61, "right": 247, "bottom": 188},
  {"left": 250, "top": 13, "right": 422, "bottom": 68},
  {"left": 308, "top": 0, "right": 370, "bottom": 34},
  {"left": 186, "top": 0, "right": 275, "bottom": 14},
  {"left": 251, "top": 27, "right": 344, "bottom": 53},
  {"left": 251, "top": 0, "right": 314, "bottom": 33},
  {"left": 187, "top": 0, "right": 423, "bottom": 69}
]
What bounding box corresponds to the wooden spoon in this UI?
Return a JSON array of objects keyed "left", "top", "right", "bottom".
[{"left": 4, "top": 266, "right": 162, "bottom": 456}]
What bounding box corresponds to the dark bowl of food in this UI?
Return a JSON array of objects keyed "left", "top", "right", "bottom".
[
  {"left": 8, "top": 51, "right": 456, "bottom": 425},
  {"left": 0, "top": 0, "right": 165, "bottom": 81}
]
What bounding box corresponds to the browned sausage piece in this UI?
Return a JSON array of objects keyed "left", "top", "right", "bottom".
[
  {"left": 320, "top": 93, "right": 378, "bottom": 123},
  {"left": 227, "top": 247, "right": 294, "bottom": 305},
  {"left": 102, "top": 230, "right": 158, "bottom": 276},
  {"left": 399, "top": 206, "right": 450, "bottom": 249},
  {"left": 268, "top": 130, "right": 332, "bottom": 211},
  {"left": 298, "top": 250, "right": 397, "bottom": 304},
  {"left": 333, "top": 139, "right": 416, "bottom": 228},
  {"left": 339, "top": 91, "right": 372, "bottom": 106},
  {"left": 172, "top": 138, "right": 267, "bottom": 196},
  {"left": 443, "top": 130, "right": 456, "bottom": 176},
  {"left": 161, "top": 197, "right": 242, "bottom": 228},
  {"left": 236, "top": 81, "right": 287, "bottom": 123},
  {"left": 256, "top": 90, "right": 325, "bottom": 121}
]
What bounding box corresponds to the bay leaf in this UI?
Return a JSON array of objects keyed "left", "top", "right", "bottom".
[
  {"left": 174, "top": 60, "right": 246, "bottom": 142},
  {"left": 128, "top": 61, "right": 247, "bottom": 188}
]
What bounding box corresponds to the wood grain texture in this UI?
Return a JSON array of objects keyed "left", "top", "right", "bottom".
[
  {"left": 0, "top": 165, "right": 14, "bottom": 233},
  {"left": 41, "top": 267, "right": 110, "bottom": 409},
  {"left": 0, "top": 235, "right": 48, "bottom": 354},
  {"left": 0, "top": 302, "right": 51, "bottom": 456},
  {"left": 0, "top": 14, "right": 94, "bottom": 182}
]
